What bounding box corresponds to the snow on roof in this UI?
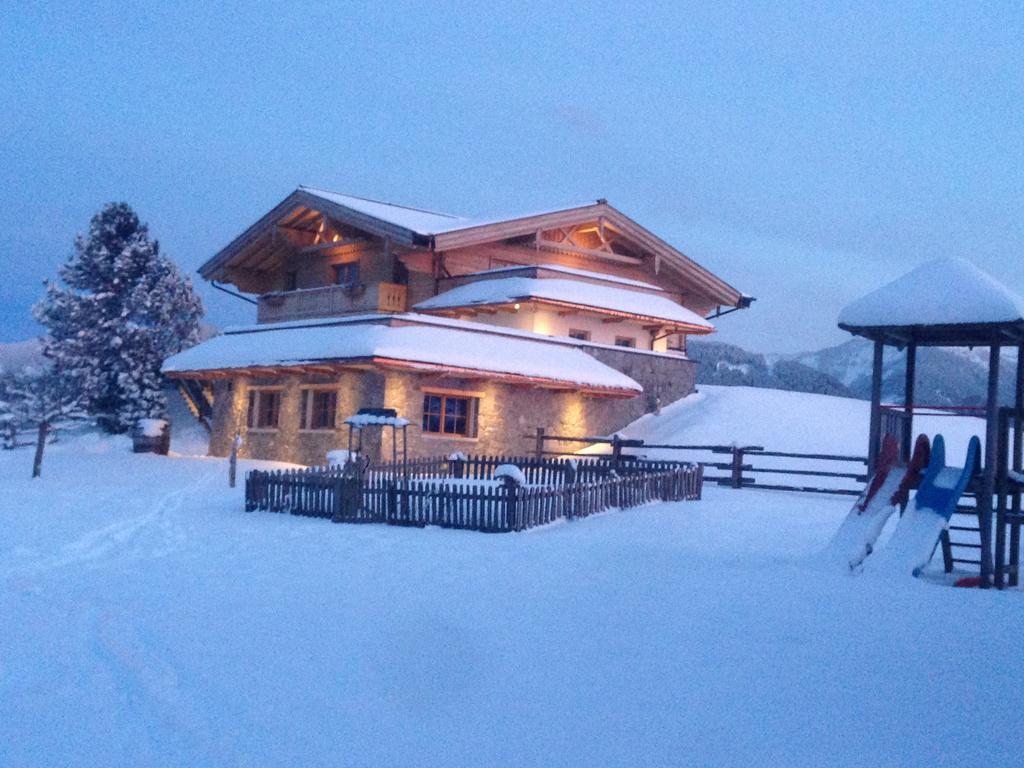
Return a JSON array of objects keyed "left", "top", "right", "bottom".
[
  {"left": 414, "top": 277, "right": 713, "bottom": 330},
  {"left": 223, "top": 312, "right": 694, "bottom": 361},
  {"left": 344, "top": 413, "right": 411, "bottom": 428},
  {"left": 163, "top": 320, "right": 642, "bottom": 393},
  {"left": 299, "top": 186, "right": 473, "bottom": 235},
  {"left": 839, "top": 257, "right": 1024, "bottom": 329},
  {"left": 462, "top": 263, "right": 664, "bottom": 291},
  {"left": 300, "top": 186, "right": 600, "bottom": 237}
]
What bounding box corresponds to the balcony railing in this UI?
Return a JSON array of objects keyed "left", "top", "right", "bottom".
[{"left": 257, "top": 282, "right": 408, "bottom": 324}]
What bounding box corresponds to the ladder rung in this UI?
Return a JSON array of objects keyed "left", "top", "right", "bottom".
[
  {"left": 949, "top": 542, "right": 982, "bottom": 549},
  {"left": 953, "top": 559, "right": 982, "bottom": 565},
  {"left": 949, "top": 525, "right": 979, "bottom": 532}
]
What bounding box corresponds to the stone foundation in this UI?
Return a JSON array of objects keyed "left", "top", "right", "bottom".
[{"left": 202, "top": 351, "right": 696, "bottom": 465}]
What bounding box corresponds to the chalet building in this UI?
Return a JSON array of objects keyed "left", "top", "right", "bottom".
[{"left": 164, "top": 187, "right": 750, "bottom": 464}]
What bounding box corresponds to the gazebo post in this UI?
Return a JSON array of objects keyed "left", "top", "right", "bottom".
[
  {"left": 1011, "top": 346, "right": 1024, "bottom": 587},
  {"left": 903, "top": 342, "right": 917, "bottom": 462},
  {"left": 979, "top": 343, "right": 1001, "bottom": 588},
  {"left": 867, "top": 339, "right": 885, "bottom": 471}
]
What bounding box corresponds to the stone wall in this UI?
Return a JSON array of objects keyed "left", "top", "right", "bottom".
[{"left": 203, "top": 350, "right": 696, "bottom": 465}]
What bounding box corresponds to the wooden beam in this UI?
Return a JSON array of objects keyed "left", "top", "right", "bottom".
[
  {"left": 299, "top": 237, "right": 368, "bottom": 254},
  {"left": 535, "top": 240, "right": 642, "bottom": 265},
  {"left": 903, "top": 342, "right": 916, "bottom": 461},
  {"left": 980, "top": 344, "right": 1001, "bottom": 587}
]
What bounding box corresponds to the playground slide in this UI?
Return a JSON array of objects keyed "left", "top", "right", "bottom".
[
  {"left": 823, "top": 434, "right": 930, "bottom": 570},
  {"left": 867, "top": 435, "right": 981, "bottom": 577}
]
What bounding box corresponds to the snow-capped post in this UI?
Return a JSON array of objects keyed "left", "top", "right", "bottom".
[
  {"left": 448, "top": 451, "right": 467, "bottom": 479},
  {"left": 229, "top": 432, "right": 243, "bottom": 488},
  {"left": 494, "top": 464, "right": 525, "bottom": 531},
  {"left": 132, "top": 418, "right": 170, "bottom": 455}
]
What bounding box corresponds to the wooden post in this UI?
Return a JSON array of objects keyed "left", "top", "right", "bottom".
[
  {"left": 229, "top": 432, "right": 241, "bottom": 488},
  {"left": 31, "top": 421, "right": 49, "bottom": 478},
  {"left": 902, "top": 342, "right": 917, "bottom": 462},
  {"left": 1011, "top": 345, "right": 1024, "bottom": 586},
  {"left": 867, "top": 340, "right": 885, "bottom": 472},
  {"left": 994, "top": 408, "right": 1010, "bottom": 588},
  {"left": 730, "top": 445, "right": 745, "bottom": 489},
  {"left": 534, "top": 427, "right": 545, "bottom": 459},
  {"left": 979, "top": 344, "right": 1000, "bottom": 587},
  {"left": 611, "top": 435, "right": 622, "bottom": 470}
]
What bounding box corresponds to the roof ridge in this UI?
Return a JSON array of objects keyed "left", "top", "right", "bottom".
[{"left": 299, "top": 185, "right": 467, "bottom": 221}]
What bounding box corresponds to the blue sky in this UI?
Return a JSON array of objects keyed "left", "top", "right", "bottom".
[{"left": 1, "top": 1, "right": 1021, "bottom": 352}]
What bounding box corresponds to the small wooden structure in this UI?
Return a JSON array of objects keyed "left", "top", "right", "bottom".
[
  {"left": 839, "top": 257, "right": 1024, "bottom": 588},
  {"left": 344, "top": 407, "right": 409, "bottom": 465}
]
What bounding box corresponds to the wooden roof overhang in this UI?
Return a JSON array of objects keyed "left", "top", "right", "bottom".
[
  {"left": 839, "top": 320, "right": 1024, "bottom": 348},
  {"left": 198, "top": 189, "right": 431, "bottom": 282},
  {"left": 164, "top": 357, "right": 640, "bottom": 398},
  {"left": 430, "top": 202, "right": 747, "bottom": 310},
  {"left": 425, "top": 297, "right": 714, "bottom": 334}
]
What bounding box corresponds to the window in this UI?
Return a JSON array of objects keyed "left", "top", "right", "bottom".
[
  {"left": 247, "top": 390, "right": 281, "bottom": 429},
  {"left": 614, "top": 336, "right": 636, "bottom": 348},
  {"left": 284, "top": 270, "right": 298, "bottom": 291},
  {"left": 300, "top": 389, "right": 337, "bottom": 430},
  {"left": 422, "top": 393, "right": 478, "bottom": 437},
  {"left": 568, "top": 329, "right": 591, "bottom": 341},
  {"left": 333, "top": 261, "right": 360, "bottom": 286}
]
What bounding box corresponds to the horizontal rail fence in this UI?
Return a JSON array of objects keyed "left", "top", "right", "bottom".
[
  {"left": 530, "top": 430, "right": 868, "bottom": 496},
  {"left": 245, "top": 459, "right": 703, "bottom": 533}
]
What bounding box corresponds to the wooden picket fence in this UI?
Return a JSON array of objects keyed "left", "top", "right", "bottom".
[{"left": 245, "top": 459, "right": 703, "bottom": 533}]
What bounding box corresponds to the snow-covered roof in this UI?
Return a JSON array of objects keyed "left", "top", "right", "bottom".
[
  {"left": 163, "top": 319, "right": 642, "bottom": 394},
  {"left": 459, "top": 263, "right": 664, "bottom": 291},
  {"left": 344, "top": 413, "right": 411, "bottom": 428},
  {"left": 839, "top": 257, "right": 1024, "bottom": 339},
  {"left": 298, "top": 186, "right": 474, "bottom": 235},
  {"left": 414, "top": 277, "right": 714, "bottom": 330}
]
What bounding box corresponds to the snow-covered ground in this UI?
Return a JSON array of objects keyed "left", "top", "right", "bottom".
[{"left": 2, "top": 391, "right": 1021, "bottom": 767}]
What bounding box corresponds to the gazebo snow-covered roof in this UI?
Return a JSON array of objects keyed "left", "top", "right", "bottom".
[
  {"left": 838, "top": 256, "right": 1024, "bottom": 589},
  {"left": 839, "top": 257, "right": 1024, "bottom": 346}
]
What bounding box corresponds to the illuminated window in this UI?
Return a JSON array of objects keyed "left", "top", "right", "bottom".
[
  {"left": 300, "top": 389, "right": 337, "bottom": 430},
  {"left": 247, "top": 390, "right": 281, "bottom": 429},
  {"left": 568, "top": 329, "right": 591, "bottom": 341},
  {"left": 614, "top": 336, "right": 636, "bottom": 348},
  {"left": 333, "top": 262, "right": 360, "bottom": 286},
  {"left": 422, "top": 393, "right": 478, "bottom": 437}
]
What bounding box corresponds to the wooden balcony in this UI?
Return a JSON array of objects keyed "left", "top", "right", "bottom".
[{"left": 257, "top": 282, "right": 408, "bottom": 324}]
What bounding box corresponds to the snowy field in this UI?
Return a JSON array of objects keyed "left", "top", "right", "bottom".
[{"left": 2, "top": 392, "right": 1022, "bottom": 767}]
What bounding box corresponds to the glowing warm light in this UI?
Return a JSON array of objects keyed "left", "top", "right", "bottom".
[
  {"left": 513, "top": 303, "right": 520, "bottom": 311},
  {"left": 332, "top": 234, "right": 340, "bottom": 242}
]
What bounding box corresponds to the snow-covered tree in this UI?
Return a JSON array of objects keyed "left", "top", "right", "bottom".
[
  {"left": 34, "top": 203, "right": 204, "bottom": 433},
  {"left": 5, "top": 368, "right": 89, "bottom": 477}
]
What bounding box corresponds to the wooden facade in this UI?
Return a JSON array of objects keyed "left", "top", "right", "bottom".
[{"left": 176, "top": 187, "right": 749, "bottom": 464}]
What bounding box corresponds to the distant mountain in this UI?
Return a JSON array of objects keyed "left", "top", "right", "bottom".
[
  {"left": 692, "top": 337, "right": 1020, "bottom": 407},
  {"left": 689, "top": 340, "right": 853, "bottom": 398},
  {"left": 791, "top": 338, "right": 1018, "bottom": 406}
]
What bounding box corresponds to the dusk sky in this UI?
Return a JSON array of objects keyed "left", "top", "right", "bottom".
[{"left": 2, "top": 2, "right": 1021, "bottom": 352}]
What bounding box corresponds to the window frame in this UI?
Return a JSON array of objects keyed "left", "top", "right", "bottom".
[
  {"left": 567, "top": 328, "right": 591, "bottom": 341},
  {"left": 614, "top": 335, "right": 637, "bottom": 348},
  {"left": 246, "top": 388, "right": 283, "bottom": 431},
  {"left": 333, "top": 261, "right": 361, "bottom": 287},
  {"left": 299, "top": 388, "right": 338, "bottom": 431},
  {"left": 420, "top": 391, "right": 480, "bottom": 439}
]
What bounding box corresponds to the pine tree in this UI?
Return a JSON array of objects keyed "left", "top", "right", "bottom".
[{"left": 34, "top": 203, "right": 204, "bottom": 433}]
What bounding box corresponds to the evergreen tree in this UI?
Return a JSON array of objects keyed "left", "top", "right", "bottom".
[
  {"left": 5, "top": 368, "right": 88, "bottom": 477},
  {"left": 34, "top": 203, "right": 204, "bottom": 433}
]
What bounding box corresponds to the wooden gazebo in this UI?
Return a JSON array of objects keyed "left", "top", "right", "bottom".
[{"left": 839, "top": 257, "right": 1024, "bottom": 588}]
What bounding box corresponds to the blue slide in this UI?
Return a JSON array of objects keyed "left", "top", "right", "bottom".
[{"left": 866, "top": 435, "right": 981, "bottom": 577}]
